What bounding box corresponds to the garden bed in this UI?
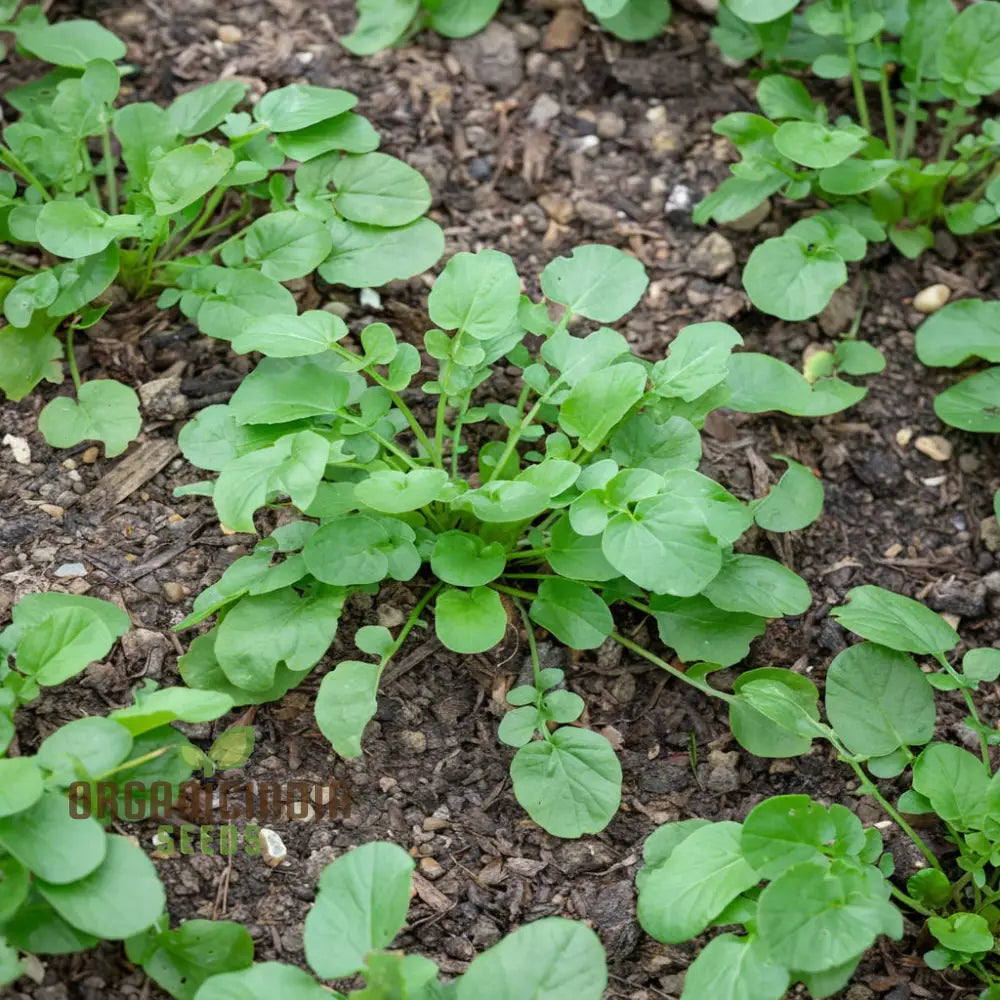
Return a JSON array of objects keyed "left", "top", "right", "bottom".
[{"left": 2, "top": 0, "right": 999, "bottom": 997}]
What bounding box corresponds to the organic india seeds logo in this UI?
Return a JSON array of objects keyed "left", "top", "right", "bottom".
[{"left": 68, "top": 725, "right": 351, "bottom": 859}]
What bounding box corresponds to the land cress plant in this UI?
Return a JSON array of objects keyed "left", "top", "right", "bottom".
[
  {"left": 636, "top": 584, "right": 1000, "bottom": 999},
  {"left": 168, "top": 243, "right": 877, "bottom": 839},
  {"left": 0, "top": 8, "right": 443, "bottom": 456},
  {"left": 915, "top": 298, "right": 1000, "bottom": 433},
  {"left": 342, "top": 0, "right": 671, "bottom": 54},
  {"left": 699, "top": 0, "right": 1000, "bottom": 321}
]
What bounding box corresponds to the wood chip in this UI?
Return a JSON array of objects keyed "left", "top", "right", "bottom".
[
  {"left": 411, "top": 871, "right": 452, "bottom": 912},
  {"left": 81, "top": 438, "right": 179, "bottom": 515},
  {"left": 542, "top": 6, "right": 585, "bottom": 50}
]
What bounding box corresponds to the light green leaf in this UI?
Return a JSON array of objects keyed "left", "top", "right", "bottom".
[
  {"left": 753, "top": 455, "right": 824, "bottom": 531},
  {"left": 232, "top": 310, "right": 347, "bottom": 358},
  {"left": 652, "top": 594, "right": 765, "bottom": 667},
  {"left": 355, "top": 469, "right": 450, "bottom": 514},
  {"left": 529, "top": 578, "right": 613, "bottom": 650},
  {"left": 168, "top": 81, "right": 247, "bottom": 137},
  {"left": 703, "top": 554, "right": 811, "bottom": 618},
  {"left": 511, "top": 727, "right": 621, "bottom": 838},
  {"left": 756, "top": 74, "right": 815, "bottom": 120},
  {"left": 652, "top": 322, "right": 742, "bottom": 402},
  {"left": 319, "top": 216, "right": 444, "bottom": 287},
  {"left": 540, "top": 245, "right": 649, "bottom": 322},
  {"left": 430, "top": 532, "right": 506, "bottom": 587},
  {"left": 15, "top": 18, "right": 126, "bottom": 67},
  {"left": 303, "top": 841, "right": 414, "bottom": 978},
  {"left": 730, "top": 668, "right": 820, "bottom": 758},
  {"left": 934, "top": 368, "right": 1000, "bottom": 433},
  {"left": 743, "top": 237, "right": 847, "bottom": 321},
  {"left": 774, "top": 122, "right": 865, "bottom": 168},
  {"left": 110, "top": 685, "right": 234, "bottom": 736},
  {"left": 315, "top": 659, "right": 379, "bottom": 758},
  {"left": 149, "top": 144, "right": 235, "bottom": 215},
  {"left": 243, "top": 211, "right": 334, "bottom": 281},
  {"left": 37, "top": 835, "right": 164, "bottom": 939},
  {"left": 0, "top": 759, "right": 43, "bottom": 818},
  {"left": 229, "top": 354, "right": 351, "bottom": 425},
  {"left": 35, "top": 201, "right": 139, "bottom": 259},
  {"left": 38, "top": 379, "right": 140, "bottom": 457},
  {"left": 456, "top": 918, "right": 607, "bottom": 1000},
  {"left": 938, "top": 2, "right": 1000, "bottom": 95},
  {"left": 332, "top": 152, "right": 431, "bottom": 227},
  {"left": 637, "top": 822, "right": 759, "bottom": 942},
  {"left": 912, "top": 742, "right": 991, "bottom": 830},
  {"left": 427, "top": 250, "right": 520, "bottom": 340},
  {"left": 304, "top": 515, "right": 392, "bottom": 586},
  {"left": 915, "top": 299, "right": 1000, "bottom": 367},
  {"left": 429, "top": 0, "right": 503, "bottom": 37},
  {"left": 826, "top": 642, "right": 935, "bottom": 757},
  {"left": 37, "top": 717, "right": 133, "bottom": 786},
  {"left": 253, "top": 84, "right": 357, "bottom": 131},
  {"left": 193, "top": 962, "right": 330, "bottom": 1000},
  {"left": 681, "top": 934, "right": 790, "bottom": 1000},
  {"left": 274, "top": 112, "right": 380, "bottom": 161},
  {"left": 558, "top": 362, "right": 647, "bottom": 450},
  {"left": 831, "top": 585, "right": 959, "bottom": 654},
  {"left": 435, "top": 586, "right": 507, "bottom": 654}
]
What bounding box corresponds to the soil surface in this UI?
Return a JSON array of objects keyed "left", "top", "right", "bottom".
[{"left": 2, "top": 1, "right": 1000, "bottom": 998}]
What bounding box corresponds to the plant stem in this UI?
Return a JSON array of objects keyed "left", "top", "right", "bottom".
[
  {"left": 506, "top": 547, "right": 549, "bottom": 562},
  {"left": 888, "top": 883, "right": 932, "bottom": 916},
  {"left": 934, "top": 652, "right": 991, "bottom": 772},
  {"left": 846, "top": 760, "right": 944, "bottom": 872},
  {"left": 165, "top": 187, "right": 226, "bottom": 259},
  {"left": 101, "top": 127, "right": 119, "bottom": 215},
  {"left": 0, "top": 255, "right": 36, "bottom": 274},
  {"left": 610, "top": 630, "right": 734, "bottom": 703},
  {"left": 376, "top": 583, "right": 441, "bottom": 684},
  {"left": 0, "top": 144, "right": 51, "bottom": 201},
  {"left": 512, "top": 596, "right": 543, "bottom": 690},
  {"left": 875, "top": 45, "right": 898, "bottom": 156},
  {"left": 450, "top": 392, "right": 471, "bottom": 478},
  {"left": 937, "top": 101, "right": 965, "bottom": 162},
  {"left": 66, "top": 329, "right": 82, "bottom": 391},
  {"left": 339, "top": 414, "right": 420, "bottom": 470},
  {"left": 847, "top": 44, "right": 872, "bottom": 132}
]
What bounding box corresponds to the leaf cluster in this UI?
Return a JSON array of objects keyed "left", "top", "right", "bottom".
[
  {"left": 701, "top": 0, "right": 1000, "bottom": 320},
  {"left": 171, "top": 244, "right": 835, "bottom": 837},
  {"left": 0, "top": 9, "right": 443, "bottom": 455},
  {"left": 341, "top": 0, "right": 670, "bottom": 54}
]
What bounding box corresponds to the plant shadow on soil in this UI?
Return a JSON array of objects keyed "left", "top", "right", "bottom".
[{"left": 1, "top": 0, "right": 999, "bottom": 996}]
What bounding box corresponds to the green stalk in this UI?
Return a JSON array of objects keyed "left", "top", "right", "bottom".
[
  {"left": 375, "top": 583, "right": 441, "bottom": 684},
  {"left": 899, "top": 71, "right": 924, "bottom": 160},
  {"left": 936, "top": 101, "right": 966, "bottom": 162},
  {"left": 846, "top": 760, "right": 944, "bottom": 872},
  {"left": 66, "top": 329, "right": 82, "bottom": 392},
  {"left": 338, "top": 414, "right": 420, "bottom": 471},
  {"left": 512, "top": 596, "right": 544, "bottom": 691},
  {"left": 0, "top": 144, "right": 52, "bottom": 201},
  {"left": 934, "top": 652, "right": 991, "bottom": 772},
  {"left": 101, "top": 126, "right": 119, "bottom": 216},
  {"left": 875, "top": 45, "right": 898, "bottom": 156},
  {"left": 888, "top": 883, "right": 932, "bottom": 917},
  {"left": 450, "top": 392, "right": 471, "bottom": 478},
  {"left": 610, "top": 630, "right": 734, "bottom": 703},
  {"left": 164, "top": 186, "right": 227, "bottom": 259},
  {"left": 847, "top": 44, "right": 872, "bottom": 132}
]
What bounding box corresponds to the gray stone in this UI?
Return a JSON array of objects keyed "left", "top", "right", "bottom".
[
  {"left": 819, "top": 286, "right": 857, "bottom": 337},
  {"left": 452, "top": 22, "right": 523, "bottom": 91},
  {"left": 689, "top": 232, "right": 736, "bottom": 279}
]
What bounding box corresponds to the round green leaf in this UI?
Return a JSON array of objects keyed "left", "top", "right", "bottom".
[
  {"left": 915, "top": 299, "right": 1000, "bottom": 367},
  {"left": 149, "top": 144, "right": 235, "bottom": 216},
  {"left": 430, "top": 531, "right": 506, "bottom": 587},
  {"left": 167, "top": 81, "right": 248, "bottom": 137},
  {"left": 730, "top": 668, "right": 820, "bottom": 758},
  {"left": 653, "top": 595, "right": 766, "bottom": 667},
  {"left": 0, "top": 790, "right": 106, "bottom": 884},
  {"left": 934, "top": 368, "right": 1000, "bottom": 432},
  {"left": 723, "top": 0, "right": 798, "bottom": 24},
  {"left": 704, "top": 554, "right": 811, "bottom": 618},
  {"left": 435, "top": 586, "right": 507, "bottom": 654},
  {"left": 35, "top": 201, "right": 127, "bottom": 259},
  {"left": 303, "top": 841, "right": 414, "bottom": 978},
  {"left": 38, "top": 379, "right": 140, "bottom": 458},
  {"left": 819, "top": 159, "right": 899, "bottom": 195},
  {"left": 303, "top": 515, "right": 391, "bottom": 586},
  {"left": 938, "top": 3, "right": 1000, "bottom": 95},
  {"left": 529, "top": 578, "right": 613, "bottom": 650},
  {"left": 0, "top": 758, "right": 43, "bottom": 817},
  {"left": 232, "top": 310, "right": 348, "bottom": 358},
  {"left": 826, "top": 642, "right": 935, "bottom": 757},
  {"left": 315, "top": 660, "right": 379, "bottom": 759},
  {"left": 753, "top": 455, "right": 824, "bottom": 532},
  {"left": 743, "top": 237, "right": 847, "bottom": 321},
  {"left": 682, "top": 933, "right": 790, "bottom": 1000},
  {"left": 243, "top": 211, "right": 334, "bottom": 281},
  {"left": 427, "top": 249, "right": 521, "bottom": 340},
  {"left": 253, "top": 84, "right": 357, "bottom": 132},
  {"left": 37, "top": 717, "right": 133, "bottom": 786},
  {"left": 756, "top": 74, "right": 815, "bottom": 120},
  {"left": 637, "top": 822, "right": 759, "bottom": 942},
  {"left": 37, "top": 835, "right": 164, "bottom": 939},
  {"left": 110, "top": 686, "right": 234, "bottom": 737},
  {"left": 15, "top": 18, "right": 126, "bottom": 67},
  {"left": 319, "top": 216, "right": 444, "bottom": 287},
  {"left": 912, "top": 742, "right": 991, "bottom": 829},
  {"left": 831, "top": 585, "right": 959, "bottom": 654},
  {"left": 540, "top": 245, "right": 649, "bottom": 322},
  {"left": 511, "top": 727, "right": 621, "bottom": 838},
  {"left": 332, "top": 152, "right": 431, "bottom": 227},
  {"left": 774, "top": 122, "right": 865, "bottom": 168},
  {"left": 355, "top": 468, "right": 450, "bottom": 514},
  {"left": 15, "top": 606, "right": 118, "bottom": 686},
  {"left": 456, "top": 917, "right": 608, "bottom": 1000},
  {"left": 194, "top": 962, "right": 330, "bottom": 1000}
]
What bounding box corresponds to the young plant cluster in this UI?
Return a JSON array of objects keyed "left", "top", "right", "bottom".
[
  {"left": 0, "top": 7, "right": 442, "bottom": 454},
  {"left": 171, "top": 243, "right": 862, "bottom": 838},
  {"left": 637, "top": 584, "right": 1000, "bottom": 998},
  {"left": 915, "top": 298, "right": 1000, "bottom": 433},
  {"left": 342, "top": 0, "right": 671, "bottom": 54},
  {"left": 700, "top": 0, "right": 1000, "bottom": 321}
]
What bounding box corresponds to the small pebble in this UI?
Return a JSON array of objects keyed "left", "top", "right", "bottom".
[
  {"left": 689, "top": 232, "right": 736, "bottom": 279},
  {"left": 913, "top": 283, "right": 951, "bottom": 313},
  {"left": 725, "top": 198, "right": 771, "bottom": 233},
  {"left": 595, "top": 110, "right": 626, "bottom": 140},
  {"left": 161, "top": 581, "right": 187, "bottom": 604},
  {"left": 40, "top": 503, "right": 64, "bottom": 519},
  {"left": 538, "top": 192, "right": 576, "bottom": 225},
  {"left": 81, "top": 446, "right": 100, "bottom": 463},
  {"left": 359, "top": 288, "right": 382, "bottom": 310},
  {"left": 528, "top": 93, "right": 560, "bottom": 127},
  {"left": 895, "top": 428, "right": 913, "bottom": 447},
  {"left": 3, "top": 434, "right": 30, "bottom": 464},
  {"left": 419, "top": 857, "right": 445, "bottom": 879},
  {"left": 915, "top": 435, "right": 953, "bottom": 462},
  {"left": 260, "top": 828, "right": 287, "bottom": 867},
  {"left": 54, "top": 562, "right": 86, "bottom": 578},
  {"left": 217, "top": 24, "right": 243, "bottom": 43}
]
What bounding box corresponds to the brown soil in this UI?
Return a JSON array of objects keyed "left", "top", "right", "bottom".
[{"left": 2, "top": 1, "right": 999, "bottom": 998}]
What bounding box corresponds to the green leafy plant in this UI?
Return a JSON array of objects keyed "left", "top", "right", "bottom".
[
  {"left": 171, "top": 244, "right": 859, "bottom": 838},
  {"left": 915, "top": 298, "right": 1000, "bottom": 432},
  {"left": 0, "top": 8, "right": 443, "bottom": 455},
  {"left": 638, "top": 583, "right": 1000, "bottom": 997},
  {"left": 700, "top": 0, "right": 1000, "bottom": 320},
  {"left": 193, "top": 839, "right": 608, "bottom": 1000},
  {"left": 0, "top": 593, "right": 240, "bottom": 989},
  {"left": 341, "top": 0, "right": 671, "bottom": 54}
]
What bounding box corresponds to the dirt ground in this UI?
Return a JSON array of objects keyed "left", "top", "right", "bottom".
[{"left": 2, "top": 0, "right": 1000, "bottom": 997}]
